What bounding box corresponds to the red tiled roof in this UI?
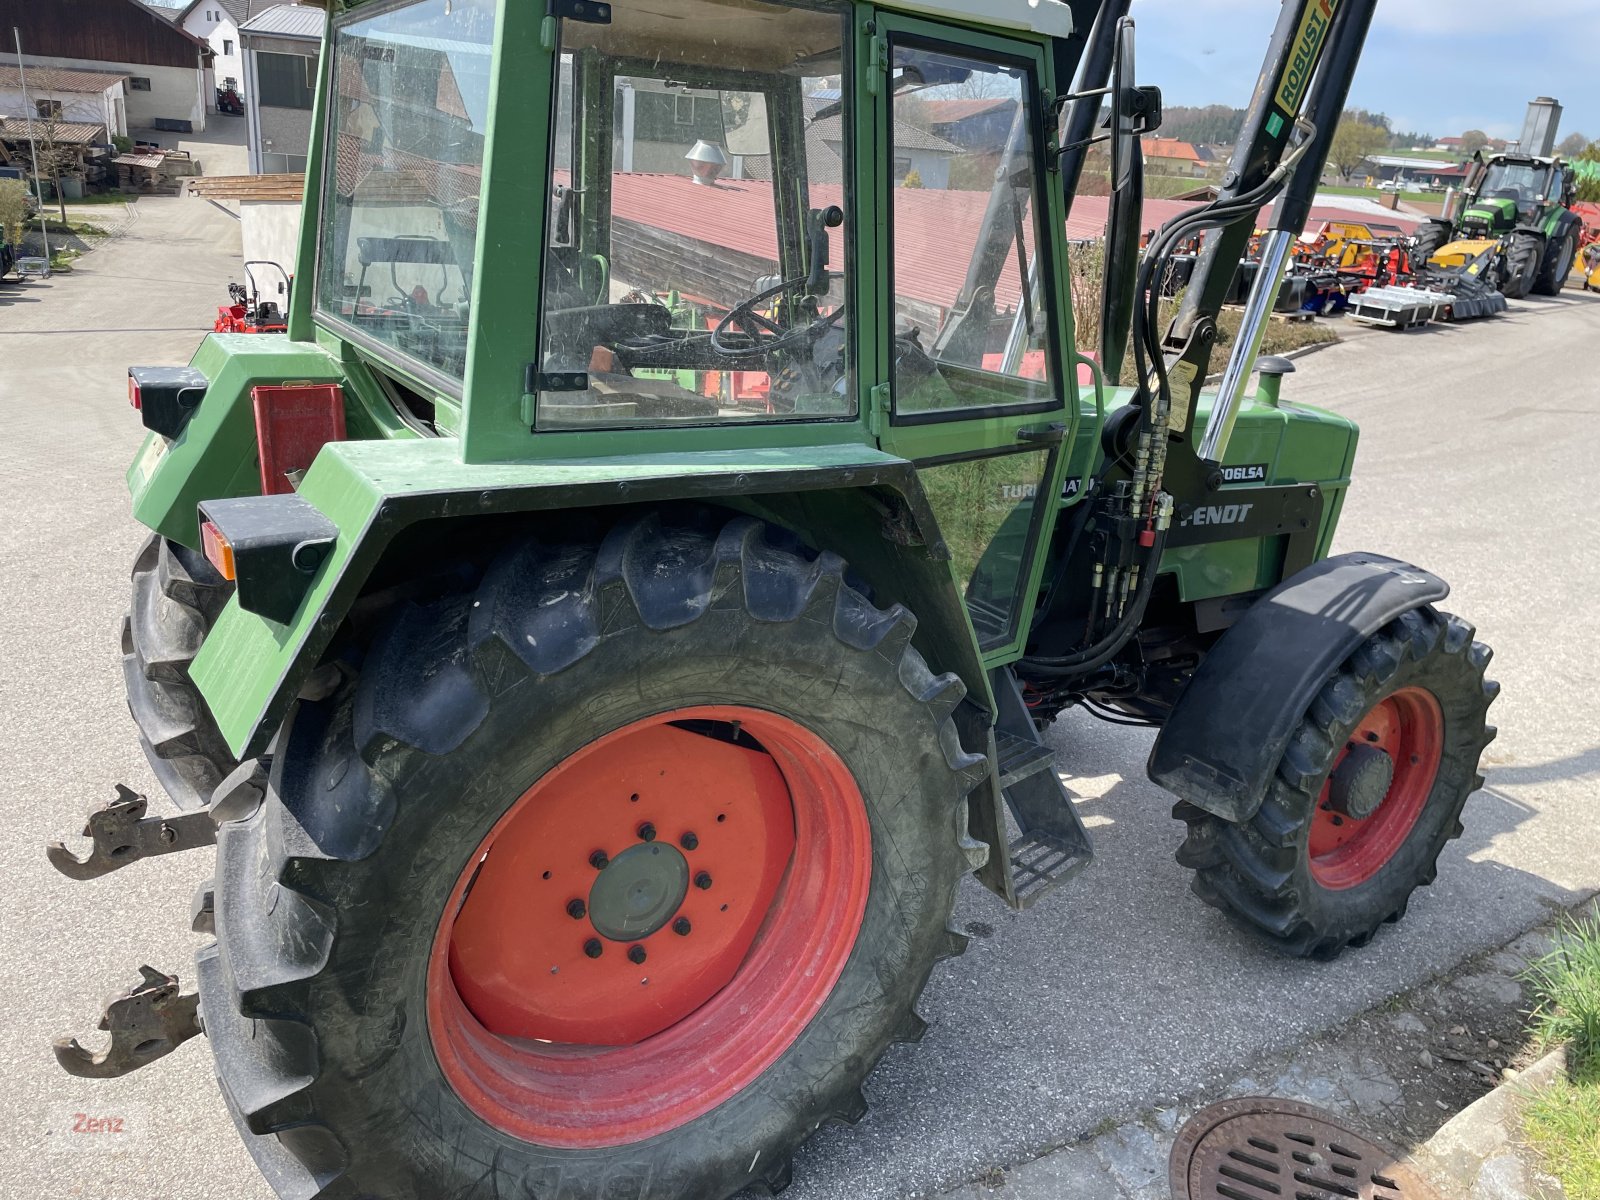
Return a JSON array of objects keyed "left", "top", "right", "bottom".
[
  {"left": 0, "top": 65, "right": 126, "bottom": 92},
  {"left": 0, "top": 116, "right": 106, "bottom": 145},
  {"left": 920, "top": 97, "right": 1013, "bottom": 125},
  {"left": 1142, "top": 137, "right": 1204, "bottom": 163}
]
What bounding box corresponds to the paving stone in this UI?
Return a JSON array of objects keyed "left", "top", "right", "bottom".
[
  {"left": 1269, "top": 1063, "right": 1349, "bottom": 1111},
  {"left": 1091, "top": 1124, "right": 1166, "bottom": 1195},
  {"left": 948, "top": 1145, "right": 1125, "bottom": 1199},
  {"left": 1453, "top": 971, "right": 1525, "bottom": 1007},
  {"left": 1474, "top": 1153, "right": 1532, "bottom": 1200},
  {"left": 1389, "top": 1011, "right": 1430, "bottom": 1036},
  {"left": 1338, "top": 1056, "right": 1404, "bottom": 1113}
]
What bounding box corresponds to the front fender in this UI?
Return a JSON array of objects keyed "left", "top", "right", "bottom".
[
  {"left": 188, "top": 438, "right": 988, "bottom": 759},
  {"left": 1147, "top": 552, "right": 1448, "bottom": 823}
]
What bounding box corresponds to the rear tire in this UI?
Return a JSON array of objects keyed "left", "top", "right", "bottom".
[
  {"left": 1174, "top": 606, "right": 1497, "bottom": 960},
  {"left": 123, "top": 534, "right": 238, "bottom": 809},
  {"left": 1533, "top": 225, "right": 1578, "bottom": 296},
  {"left": 200, "top": 511, "right": 987, "bottom": 1200}
]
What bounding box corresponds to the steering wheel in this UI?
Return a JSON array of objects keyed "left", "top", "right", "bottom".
[{"left": 710, "top": 276, "right": 844, "bottom": 357}]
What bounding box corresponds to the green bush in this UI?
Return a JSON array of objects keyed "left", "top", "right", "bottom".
[
  {"left": 0, "top": 178, "right": 28, "bottom": 245},
  {"left": 1526, "top": 910, "right": 1600, "bottom": 1065}
]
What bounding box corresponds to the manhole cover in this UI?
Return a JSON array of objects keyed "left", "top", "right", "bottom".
[{"left": 1169, "top": 1097, "right": 1444, "bottom": 1200}]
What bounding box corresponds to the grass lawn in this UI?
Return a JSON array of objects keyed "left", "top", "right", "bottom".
[
  {"left": 1320, "top": 184, "right": 1437, "bottom": 205},
  {"left": 1522, "top": 910, "right": 1600, "bottom": 1200},
  {"left": 26, "top": 215, "right": 109, "bottom": 238},
  {"left": 63, "top": 191, "right": 140, "bottom": 205}
]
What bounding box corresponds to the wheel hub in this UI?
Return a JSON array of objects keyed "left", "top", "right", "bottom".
[
  {"left": 1308, "top": 687, "right": 1444, "bottom": 890},
  {"left": 1326, "top": 742, "right": 1394, "bottom": 820},
  {"left": 444, "top": 720, "right": 798, "bottom": 1046},
  {"left": 588, "top": 841, "right": 690, "bottom": 942}
]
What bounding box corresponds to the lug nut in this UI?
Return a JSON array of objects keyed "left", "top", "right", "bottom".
[
  {"left": 694, "top": 871, "right": 713, "bottom": 890},
  {"left": 589, "top": 850, "right": 609, "bottom": 870},
  {"left": 680, "top": 831, "right": 699, "bottom": 851},
  {"left": 637, "top": 822, "right": 656, "bottom": 842},
  {"left": 673, "top": 916, "right": 692, "bottom": 936},
  {"left": 627, "top": 944, "right": 647, "bottom": 964},
  {"left": 566, "top": 899, "right": 586, "bottom": 920},
  {"left": 583, "top": 938, "right": 603, "bottom": 959}
]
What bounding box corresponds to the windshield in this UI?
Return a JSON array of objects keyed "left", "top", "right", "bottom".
[
  {"left": 534, "top": 0, "right": 851, "bottom": 430},
  {"left": 316, "top": 0, "right": 495, "bottom": 385},
  {"left": 1479, "top": 161, "right": 1553, "bottom": 207}
]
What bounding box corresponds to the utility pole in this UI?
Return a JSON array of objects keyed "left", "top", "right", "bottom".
[{"left": 12, "top": 27, "right": 51, "bottom": 265}]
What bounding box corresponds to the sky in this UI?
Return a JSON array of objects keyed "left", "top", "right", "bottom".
[{"left": 1129, "top": 0, "right": 1600, "bottom": 145}]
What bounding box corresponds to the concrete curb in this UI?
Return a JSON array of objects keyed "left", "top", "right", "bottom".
[{"left": 1415, "top": 1047, "right": 1571, "bottom": 1200}]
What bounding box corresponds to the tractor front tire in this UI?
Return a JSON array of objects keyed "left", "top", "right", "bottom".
[
  {"left": 199, "top": 512, "right": 987, "bottom": 1200},
  {"left": 1410, "top": 219, "right": 1452, "bottom": 272},
  {"left": 1534, "top": 225, "right": 1579, "bottom": 296},
  {"left": 123, "top": 533, "right": 239, "bottom": 809},
  {"left": 1175, "top": 605, "right": 1496, "bottom": 960},
  {"left": 1502, "top": 232, "right": 1542, "bottom": 299}
]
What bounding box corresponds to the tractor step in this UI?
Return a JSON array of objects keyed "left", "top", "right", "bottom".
[
  {"left": 995, "top": 730, "right": 1056, "bottom": 788},
  {"left": 53, "top": 965, "right": 201, "bottom": 1079},
  {"left": 987, "top": 669, "right": 1095, "bottom": 909},
  {"left": 1007, "top": 831, "right": 1093, "bottom": 906}
]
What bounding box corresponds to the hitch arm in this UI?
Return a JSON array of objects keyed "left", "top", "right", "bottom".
[
  {"left": 45, "top": 762, "right": 268, "bottom": 881},
  {"left": 53, "top": 965, "right": 202, "bottom": 1079},
  {"left": 46, "top": 785, "right": 217, "bottom": 881}
]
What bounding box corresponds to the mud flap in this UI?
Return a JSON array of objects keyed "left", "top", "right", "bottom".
[{"left": 1148, "top": 552, "right": 1448, "bottom": 824}]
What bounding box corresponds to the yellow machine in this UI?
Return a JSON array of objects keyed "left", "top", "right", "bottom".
[
  {"left": 1429, "top": 237, "right": 1501, "bottom": 269},
  {"left": 1582, "top": 243, "right": 1600, "bottom": 291}
]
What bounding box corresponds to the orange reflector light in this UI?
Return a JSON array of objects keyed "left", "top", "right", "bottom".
[
  {"left": 127, "top": 376, "right": 142, "bottom": 410},
  {"left": 201, "top": 520, "right": 237, "bottom": 581}
]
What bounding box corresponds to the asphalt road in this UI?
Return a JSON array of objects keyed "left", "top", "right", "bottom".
[{"left": 2, "top": 188, "right": 1596, "bottom": 1199}]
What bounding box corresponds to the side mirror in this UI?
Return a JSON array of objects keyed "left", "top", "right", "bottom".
[{"left": 1098, "top": 18, "right": 1161, "bottom": 385}]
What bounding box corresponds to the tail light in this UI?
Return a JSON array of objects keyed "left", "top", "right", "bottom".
[
  {"left": 128, "top": 366, "right": 208, "bottom": 438},
  {"left": 200, "top": 520, "right": 236, "bottom": 581}
]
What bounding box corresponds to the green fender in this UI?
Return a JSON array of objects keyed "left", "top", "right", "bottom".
[
  {"left": 187, "top": 437, "right": 991, "bottom": 759},
  {"left": 127, "top": 334, "right": 420, "bottom": 549}
]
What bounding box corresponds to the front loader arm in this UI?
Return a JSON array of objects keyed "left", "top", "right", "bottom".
[{"left": 1162, "top": 0, "right": 1379, "bottom": 450}]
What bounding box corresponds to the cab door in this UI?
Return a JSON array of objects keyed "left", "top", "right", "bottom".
[{"left": 860, "top": 12, "right": 1079, "bottom": 665}]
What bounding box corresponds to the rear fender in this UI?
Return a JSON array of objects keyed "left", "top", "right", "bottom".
[
  {"left": 1147, "top": 552, "right": 1448, "bottom": 823},
  {"left": 187, "top": 438, "right": 989, "bottom": 760},
  {"left": 127, "top": 335, "right": 347, "bottom": 548}
]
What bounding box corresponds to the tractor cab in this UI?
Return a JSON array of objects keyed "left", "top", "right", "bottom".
[
  {"left": 315, "top": 0, "right": 1068, "bottom": 448},
  {"left": 1462, "top": 155, "right": 1570, "bottom": 233}
]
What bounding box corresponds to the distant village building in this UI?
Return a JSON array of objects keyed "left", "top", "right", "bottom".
[
  {"left": 917, "top": 97, "right": 1018, "bottom": 150},
  {"left": 0, "top": 65, "right": 128, "bottom": 138},
  {"left": 0, "top": 0, "right": 213, "bottom": 132},
  {"left": 239, "top": 3, "right": 321, "bottom": 173},
  {"left": 1141, "top": 137, "right": 1211, "bottom": 178},
  {"left": 174, "top": 0, "right": 278, "bottom": 103}
]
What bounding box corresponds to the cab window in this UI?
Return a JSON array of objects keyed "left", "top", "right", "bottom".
[
  {"left": 535, "top": 0, "right": 852, "bottom": 429},
  {"left": 316, "top": 0, "right": 496, "bottom": 386},
  {"left": 888, "top": 45, "right": 1056, "bottom": 417}
]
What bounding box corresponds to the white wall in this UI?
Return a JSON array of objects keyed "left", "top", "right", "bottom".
[
  {"left": 181, "top": 5, "right": 244, "bottom": 100},
  {"left": 20, "top": 54, "right": 204, "bottom": 133},
  {"left": 0, "top": 82, "right": 125, "bottom": 136},
  {"left": 240, "top": 199, "right": 301, "bottom": 272}
]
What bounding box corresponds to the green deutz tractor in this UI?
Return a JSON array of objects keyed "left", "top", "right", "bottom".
[
  {"left": 50, "top": 1, "right": 1498, "bottom": 1197},
  {"left": 1413, "top": 152, "right": 1583, "bottom": 298}
]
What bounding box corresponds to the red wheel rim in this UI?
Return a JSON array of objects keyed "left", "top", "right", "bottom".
[
  {"left": 427, "top": 705, "right": 871, "bottom": 1149},
  {"left": 1308, "top": 686, "right": 1444, "bottom": 890}
]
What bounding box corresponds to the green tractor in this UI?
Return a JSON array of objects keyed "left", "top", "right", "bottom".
[
  {"left": 1413, "top": 152, "right": 1584, "bottom": 298},
  {"left": 50, "top": 1, "right": 1498, "bottom": 1197}
]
